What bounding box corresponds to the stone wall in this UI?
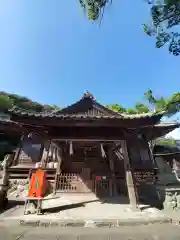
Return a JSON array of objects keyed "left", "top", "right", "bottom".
[
  {"left": 155, "top": 156, "right": 178, "bottom": 185},
  {"left": 155, "top": 156, "right": 180, "bottom": 211},
  {"left": 157, "top": 186, "right": 180, "bottom": 211},
  {"left": 8, "top": 179, "right": 54, "bottom": 199},
  {"left": 8, "top": 179, "right": 29, "bottom": 198}
]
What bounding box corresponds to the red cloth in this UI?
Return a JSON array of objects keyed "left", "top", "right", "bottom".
[
  {"left": 96, "top": 176, "right": 101, "bottom": 181},
  {"left": 28, "top": 169, "right": 48, "bottom": 198}
]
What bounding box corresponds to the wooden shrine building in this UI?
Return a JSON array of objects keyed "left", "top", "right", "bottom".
[{"left": 1, "top": 92, "right": 180, "bottom": 208}]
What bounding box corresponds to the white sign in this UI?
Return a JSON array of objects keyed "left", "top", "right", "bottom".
[
  {"left": 32, "top": 144, "right": 41, "bottom": 150},
  {"left": 31, "top": 144, "right": 41, "bottom": 150}
]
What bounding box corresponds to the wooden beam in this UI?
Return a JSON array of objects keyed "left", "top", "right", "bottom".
[
  {"left": 49, "top": 127, "right": 125, "bottom": 138},
  {"left": 53, "top": 139, "right": 122, "bottom": 142},
  {"left": 120, "top": 140, "right": 138, "bottom": 210},
  {"left": 11, "top": 115, "right": 161, "bottom": 128}
]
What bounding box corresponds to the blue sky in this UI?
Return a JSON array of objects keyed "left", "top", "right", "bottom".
[{"left": 0, "top": 0, "right": 179, "bottom": 110}]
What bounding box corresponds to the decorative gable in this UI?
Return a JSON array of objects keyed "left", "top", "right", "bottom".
[{"left": 54, "top": 91, "right": 118, "bottom": 117}]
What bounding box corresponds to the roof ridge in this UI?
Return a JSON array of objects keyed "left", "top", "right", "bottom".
[
  {"left": 51, "top": 98, "right": 83, "bottom": 114},
  {"left": 52, "top": 95, "right": 120, "bottom": 116}
]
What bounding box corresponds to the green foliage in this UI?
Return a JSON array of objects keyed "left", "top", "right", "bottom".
[
  {"left": 105, "top": 104, "right": 126, "bottom": 112},
  {"left": 51, "top": 104, "right": 62, "bottom": 110},
  {"left": 155, "top": 97, "right": 169, "bottom": 112},
  {"left": 106, "top": 103, "right": 150, "bottom": 114},
  {"left": 144, "top": 89, "right": 157, "bottom": 106},
  {"left": 0, "top": 91, "right": 60, "bottom": 112},
  {"left": 78, "top": 0, "right": 180, "bottom": 55},
  {"left": 79, "top": 0, "right": 112, "bottom": 21},
  {"left": 155, "top": 137, "right": 177, "bottom": 146},
  {"left": 143, "top": 0, "right": 180, "bottom": 55},
  {"left": 134, "top": 102, "right": 150, "bottom": 113},
  {"left": 165, "top": 92, "right": 180, "bottom": 116},
  {"left": 0, "top": 94, "right": 13, "bottom": 111},
  {"left": 106, "top": 89, "right": 180, "bottom": 116},
  {"left": 143, "top": 88, "right": 180, "bottom": 116},
  {"left": 1, "top": 89, "right": 180, "bottom": 117},
  {"left": 126, "top": 108, "right": 139, "bottom": 114}
]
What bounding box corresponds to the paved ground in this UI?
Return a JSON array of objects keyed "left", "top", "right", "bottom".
[
  {"left": 1, "top": 223, "right": 180, "bottom": 239},
  {"left": 2, "top": 194, "right": 167, "bottom": 221}
]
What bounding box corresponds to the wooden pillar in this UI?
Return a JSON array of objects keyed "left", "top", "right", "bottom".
[
  {"left": 38, "top": 142, "right": 44, "bottom": 163},
  {"left": 108, "top": 147, "right": 117, "bottom": 197},
  {"left": 53, "top": 146, "right": 63, "bottom": 195},
  {"left": 13, "top": 134, "right": 24, "bottom": 166},
  {"left": 121, "top": 140, "right": 138, "bottom": 210},
  {"left": 41, "top": 140, "right": 51, "bottom": 168}
]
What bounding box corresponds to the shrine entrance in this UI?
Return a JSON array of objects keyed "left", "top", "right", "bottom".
[
  {"left": 95, "top": 176, "right": 112, "bottom": 197},
  {"left": 54, "top": 141, "right": 127, "bottom": 198}
]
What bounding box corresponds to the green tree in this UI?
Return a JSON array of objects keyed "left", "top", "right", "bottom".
[
  {"left": 144, "top": 89, "right": 156, "bottom": 108},
  {"left": 134, "top": 102, "right": 150, "bottom": 113},
  {"left": 155, "top": 137, "right": 177, "bottom": 146},
  {"left": 126, "top": 108, "right": 138, "bottom": 114},
  {"left": 143, "top": 89, "right": 180, "bottom": 117},
  {"left": 79, "top": 0, "right": 180, "bottom": 56},
  {"left": 51, "top": 104, "right": 62, "bottom": 110},
  {"left": 0, "top": 94, "right": 14, "bottom": 111},
  {"left": 0, "top": 91, "right": 61, "bottom": 113},
  {"left": 165, "top": 92, "right": 180, "bottom": 116},
  {"left": 143, "top": 0, "right": 180, "bottom": 56},
  {"left": 144, "top": 89, "right": 170, "bottom": 113},
  {"left": 79, "top": 0, "right": 111, "bottom": 21},
  {"left": 105, "top": 104, "right": 126, "bottom": 112}
]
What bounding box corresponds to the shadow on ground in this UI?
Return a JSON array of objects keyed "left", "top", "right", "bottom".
[
  {"left": 101, "top": 196, "right": 129, "bottom": 204},
  {"left": 5, "top": 200, "right": 24, "bottom": 210},
  {"left": 0, "top": 199, "right": 24, "bottom": 214},
  {"left": 42, "top": 199, "right": 99, "bottom": 214}
]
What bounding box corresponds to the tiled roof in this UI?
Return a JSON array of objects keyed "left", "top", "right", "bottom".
[
  {"left": 0, "top": 119, "right": 19, "bottom": 125},
  {"left": 143, "top": 121, "right": 180, "bottom": 140},
  {"left": 8, "top": 91, "right": 165, "bottom": 120},
  {"left": 8, "top": 107, "right": 165, "bottom": 120},
  {"left": 154, "top": 121, "right": 180, "bottom": 128}
]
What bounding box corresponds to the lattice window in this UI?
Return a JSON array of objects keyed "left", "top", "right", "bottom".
[{"left": 56, "top": 173, "right": 82, "bottom": 192}]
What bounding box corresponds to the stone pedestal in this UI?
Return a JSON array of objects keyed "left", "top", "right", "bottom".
[{"left": 157, "top": 185, "right": 180, "bottom": 211}]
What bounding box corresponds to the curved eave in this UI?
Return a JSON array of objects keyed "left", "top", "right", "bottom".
[
  {"left": 8, "top": 107, "right": 164, "bottom": 120},
  {"left": 144, "top": 121, "right": 180, "bottom": 141}
]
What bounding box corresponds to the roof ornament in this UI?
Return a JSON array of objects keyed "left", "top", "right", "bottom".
[{"left": 82, "top": 90, "right": 94, "bottom": 100}]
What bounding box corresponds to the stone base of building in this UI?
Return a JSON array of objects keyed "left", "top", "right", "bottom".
[{"left": 156, "top": 185, "right": 180, "bottom": 211}]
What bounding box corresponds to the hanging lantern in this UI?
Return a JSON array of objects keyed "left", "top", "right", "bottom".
[
  {"left": 69, "top": 141, "right": 74, "bottom": 156},
  {"left": 100, "top": 143, "right": 106, "bottom": 158}
]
